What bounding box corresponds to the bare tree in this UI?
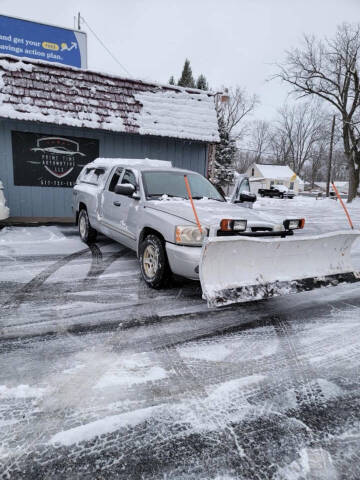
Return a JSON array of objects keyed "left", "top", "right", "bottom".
[
  {"left": 275, "top": 102, "right": 326, "bottom": 174},
  {"left": 310, "top": 142, "right": 327, "bottom": 187},
  {"left": 216, "top": 86, "right": 259, "bottom": 140},
  {"left": 234, "top": 149, "right": 257, "bottom": 173},
  {"left": 248, "top": 120, "right": 271, "bottom": 161},
  {"left": 267, "top": 127, "right": 293, "bottom": 165},
  {"left": 276, "top": 23, "right": 360, "bottom": 201}
]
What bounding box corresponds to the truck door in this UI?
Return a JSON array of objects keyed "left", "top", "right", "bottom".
[
  {"left": 98, "top": 167, "right": 126, "bottom": 244},
  {"left": 99, "top": 167, "right": 138, "bottom": 249},
  {"left": 115, "top": 169, "right": 138, "bottom": 249}
]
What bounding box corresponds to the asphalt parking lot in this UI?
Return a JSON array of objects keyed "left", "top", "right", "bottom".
[{"left": 1, "top": 197, "right": 360, "bottom": 479}]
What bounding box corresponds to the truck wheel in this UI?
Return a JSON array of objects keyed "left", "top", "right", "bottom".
[
  {"left": 139, "top": 234, "right": 170, "bottom": 289},
  {"left": 78, "top": 209, "right": 97, "bottom": 244},
  {"left": 280, "top": 193, "right": 284, "bottom": 199},
  {"left": 261, "top": 193, "right": 265, "bottom": 197}
]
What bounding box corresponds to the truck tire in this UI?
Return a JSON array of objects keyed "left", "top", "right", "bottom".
[
  {"left": 260, "top": 193, "right": 265, "bottom": 197},
  {"left": 78, "top": 208, "right": 97, "bottom": 244},
  {"left": 139, "top": 234, "right": 171, "bottom": 289}
]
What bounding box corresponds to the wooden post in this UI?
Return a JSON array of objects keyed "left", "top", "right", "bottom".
[{"left": 326, "top": 115, "right": 336, "bottom": 197}]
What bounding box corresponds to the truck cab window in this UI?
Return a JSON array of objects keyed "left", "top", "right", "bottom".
[
  {"left": 109, "top": 168, "right": 124, "bottom": 192},
  {"left": 239, "top": 178, "right": 250, "bottom": 193},
  {"left": 122, "top": 169, "right": 136, "bottom": 187}
]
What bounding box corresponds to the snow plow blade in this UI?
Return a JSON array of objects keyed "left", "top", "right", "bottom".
[{"left": 200, "top": 231, "right": 360, "bottom": 307}]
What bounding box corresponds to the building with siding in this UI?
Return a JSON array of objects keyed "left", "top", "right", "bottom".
[{"left": 0, "top": 55, "right": 219, "bottom": 220}]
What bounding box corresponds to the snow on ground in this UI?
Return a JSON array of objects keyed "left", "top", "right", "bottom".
[
  {"left": 254, "top": 195, "right": 360, "bottom": 234},
  {"left": 1, "top": 195, "right": 360, "bottom": 478}
]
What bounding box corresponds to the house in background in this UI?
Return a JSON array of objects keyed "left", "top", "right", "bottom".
[{"left": 245, "top": 163, "right": 304, "bottom": 194}]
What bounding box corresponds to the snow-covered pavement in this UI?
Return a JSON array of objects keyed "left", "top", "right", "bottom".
[{"left": 1, "top": 196, "right": 360, "bottom": 479}]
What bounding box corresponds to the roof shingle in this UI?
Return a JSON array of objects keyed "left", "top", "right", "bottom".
[{"left": 0, "top": 56, "right": 219, "bottom": 143}]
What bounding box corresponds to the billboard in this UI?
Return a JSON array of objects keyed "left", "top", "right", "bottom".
[
  {"left": 12, "top": 131, "right": 99, "bottom": 188},
  {"left": 0, "top": 14, "right": 87, "bottom": 68}
]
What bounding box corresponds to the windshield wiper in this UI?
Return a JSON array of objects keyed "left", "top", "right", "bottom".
[
  {"left": 147, "top": 193, "right": 186, "bottom": 199},
  {"left": 191, "top": 196, "right": 224, "bottom": 202}
]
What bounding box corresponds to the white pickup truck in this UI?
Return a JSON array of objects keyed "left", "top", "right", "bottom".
[{"left": 72, "top": 159, "right": 359, "bottom": 306}]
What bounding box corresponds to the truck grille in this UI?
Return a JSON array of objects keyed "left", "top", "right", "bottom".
[{"left": 251, "top": 227, "right": 273, "bottom": 232}]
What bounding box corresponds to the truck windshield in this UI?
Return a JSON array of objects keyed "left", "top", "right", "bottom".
[{"left": 142, "top": 171, "right": 225, "bottom": 201}]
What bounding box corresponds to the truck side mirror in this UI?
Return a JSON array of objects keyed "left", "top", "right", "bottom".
[
  {"left": 237, "top": 192, "right": 257, "bottom": 203},
  {"left": 114, "top": 183, "right": 135, "bottom": 196}
]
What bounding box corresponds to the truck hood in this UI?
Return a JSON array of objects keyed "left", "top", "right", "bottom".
[{"left": 146, "top": 199, "right": 278, "bottom": 228}]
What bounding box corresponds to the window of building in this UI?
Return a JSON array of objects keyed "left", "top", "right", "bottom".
[
  {"left": 251, "top": 168, "right": 255, "bottom": 177},
  {"left": 290, "top": 182, "right": 294, "bottom": 190}
]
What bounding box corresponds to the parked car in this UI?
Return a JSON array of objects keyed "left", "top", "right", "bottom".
[
  {"left": 0, "top": 180, "right": 9, "bottom": 221},
  {"left": 258, "top": 184, "right": 294, "bottom": 199}
]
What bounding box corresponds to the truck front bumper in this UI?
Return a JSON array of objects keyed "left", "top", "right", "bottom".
[{"left": 166, "top": 242, "right": 201, "bottom": 280}]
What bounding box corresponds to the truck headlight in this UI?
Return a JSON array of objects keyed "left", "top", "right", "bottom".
[
  {"left": 220, "top": 219, "right": 247, "bottom": 232},
  {"left": 175, "top": 226, "right": 206, "bottom": 245},
  {"left": 283, "top": 218, "right": 305, "bottom": 230}
]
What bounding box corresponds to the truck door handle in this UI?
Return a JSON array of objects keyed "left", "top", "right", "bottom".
[{"left": 113, "top": 201, "right": 121, "bottom": 207}]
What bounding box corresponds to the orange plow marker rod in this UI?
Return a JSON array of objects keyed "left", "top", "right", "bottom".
[
  {"left": 184, "top": 175, "right": 202, "bottom": 233},
  {"left": 332, "top": 182, "right": 354, "bottom": 230}
]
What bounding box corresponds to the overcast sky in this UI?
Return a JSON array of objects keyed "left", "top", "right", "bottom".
[{"left": 1, "top": 0, "right": 359, "bottom": 120}]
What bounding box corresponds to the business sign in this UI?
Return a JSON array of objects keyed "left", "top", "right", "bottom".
[
  {"left": 0, "top": 15, "right": 87, "bottom": 68},
  {"left": 12, "top": 131, "right": 99, "bottom": 188}
]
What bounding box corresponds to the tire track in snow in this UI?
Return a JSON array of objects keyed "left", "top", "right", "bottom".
[
  {"left": 0, "top": 240, "right": 119, "bottom": 314},
  {"left": 269, "top": 314, "right": 338, "bottom": 474},
  {"left": 1, "top": 247, "right": 91, "bottom": 311},
  {"left": 149, "top": 321, "right": 262, "bottom": 477}
]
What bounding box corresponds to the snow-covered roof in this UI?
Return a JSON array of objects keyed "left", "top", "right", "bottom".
[
  {"left": 254, "top": 164, "right": 296, "bottom": 180},
  {"left": 0, "top": 55, "right": 219, "bottom": 143}
]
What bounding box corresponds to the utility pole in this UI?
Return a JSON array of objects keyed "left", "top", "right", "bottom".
[
  {"left": 326, "top": 115, "right": 336, "bottom": 197},
  {"left": 77, "top": 12, "right": 81, "bottom": 30}
]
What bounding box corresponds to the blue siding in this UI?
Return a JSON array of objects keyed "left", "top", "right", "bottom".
[{"left": 0, "top": 119, "right": 208, "bottom": 218}]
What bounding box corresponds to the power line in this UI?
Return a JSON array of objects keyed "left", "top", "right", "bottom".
[{"left": 79, "top": 15, "right": 132, "bottom": 77}]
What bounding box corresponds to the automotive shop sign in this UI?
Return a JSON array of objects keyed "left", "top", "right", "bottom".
[
  {"left": 0, "top": 15, "right": 87, "bottom": 68},
  {"left": 12, "top": 131, "right": 99, "bottom": 188}
]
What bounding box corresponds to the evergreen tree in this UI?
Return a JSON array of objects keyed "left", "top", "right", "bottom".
[
  {"left": 196, "top": 74, "right": 209, "bottom": 90},
  {"left": 177, "top": 59, "right": 196, "bottom": 88},
  {"left": 168, "top": 75, "right": 175, "bottom": 85},
  {"left": 211, "top": 115, "right": 236, "bottom": 188}
]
